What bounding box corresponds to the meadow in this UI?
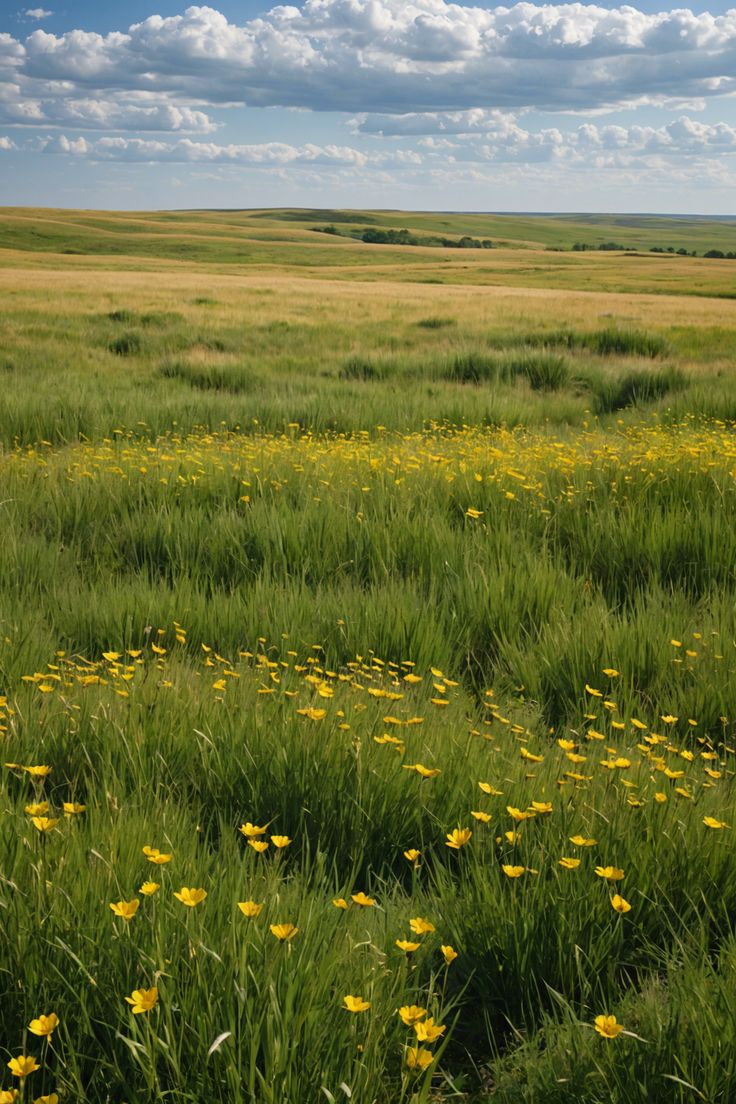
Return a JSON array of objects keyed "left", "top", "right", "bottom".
[{"left": 1, "top": 208, "right": 736, "bottom": 1103}]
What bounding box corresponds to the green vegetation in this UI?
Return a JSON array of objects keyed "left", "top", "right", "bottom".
[
  {"left": 3, "top": 208, "right": 736, "bottom": 298},
  {"left": 315, "top": 224, "right": 495, "bottom": 249},
  {"left": 1, "top": 208, "right": 736, "bottom": 1103}
]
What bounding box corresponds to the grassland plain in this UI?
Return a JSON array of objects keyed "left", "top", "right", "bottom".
[{"left": 1, "top": 208, "right": 736, "bottom": 1104}]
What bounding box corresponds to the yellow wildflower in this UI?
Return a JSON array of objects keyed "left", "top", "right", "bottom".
[
  {"left": 109, "top": 899, "right": 140, "bottom": 921},
  {"left": 445, "top": 827, "right": 472, "bottom": 849},
  {"left": 270, "top": 923, "right": 299, "bottom": 941},
  {"left": 125, "top": 987, "right": 158, "bottom": 1014},
  {"left": 7, "top": 1056, "right": 40, "bottom": 1078},
  {"left": 406, "top": 1047, "right": 434, "bottom": 1071},
  {"left": 507, "top": 806, "right": 535, "bottom": 822},
  {"left": 414, "top": 1017, "right": 446, "bottom": 1043},
  {"left": 24, "top": 802, "right": 49, "bottom": 816},
  {"left": 502, "top": 865, "right": 526, "bottom": 879},
  {"left": 595, "top": 866, "right": 624, "bottom": 882},
  {"left": 594, "top": 1014, "right": 623, "bottom": 1039},
  {"left": 28, "top": 1013, "right": 58, "bottom": 1038},
  {"left": 402, "top": 763, "right": 441, "bottom": 779},
  {"left": 238, "top": 901, "right": 263, "bottom": 917},
  {"left": 351, "top": 892, "right": 375, "bottom": 907}
]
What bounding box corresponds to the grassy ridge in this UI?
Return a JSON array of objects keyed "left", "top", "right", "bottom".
[{"left": 3, "top": 207, "right": 736, "bottom": 297}]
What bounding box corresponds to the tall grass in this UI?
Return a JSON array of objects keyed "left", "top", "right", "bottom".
[{"left": 1, "top": 230, "right": 736, "bottom": 1101}]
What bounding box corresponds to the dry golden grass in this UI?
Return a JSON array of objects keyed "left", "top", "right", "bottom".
[{"left": 2, "top": 263, "right": 735, "bottom": 335}]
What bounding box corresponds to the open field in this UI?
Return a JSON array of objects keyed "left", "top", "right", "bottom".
[
  {"left": 1, "top": 209, "right": 736, "bottom": 1103},
  {"left": 2, "top": 207, "right": 736, "bottom": 297}
]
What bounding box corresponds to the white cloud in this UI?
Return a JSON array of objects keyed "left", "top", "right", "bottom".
[
  {"left": 353, "top": 109, "right": 516, "bottom": 137},
  {"left": 439, "top": 115, "right": 736, "bottom": 164},
  {"left": 38, "top": 133, "right": 370, "bottom": 166},
  {"left": 35, "top": 115, "right": 736, "bottom": 172},
  {"left": 0, "top": 135, "right": 15, "bottom": 149},
  {"left": 3, "top": 2, "right": 736, "bottom": 117},
  {"left": 22, "top": 9, "right": 53, "bottom": 20},
  {"left": 0, "top": 95, "right": 218, "bottom": 132}
]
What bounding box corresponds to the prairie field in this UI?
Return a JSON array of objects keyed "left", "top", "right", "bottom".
[{"left": 1, "top": 208, "right": 736, "bottom": 1103}]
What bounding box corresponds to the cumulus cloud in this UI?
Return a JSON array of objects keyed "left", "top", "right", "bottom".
[
  {"left": 0, "top": 95, "right": 218, "bottom": 132},
  {"left": 353, "top": 109, "right": 516, "bottom": 137},
  {"left": 37, "top": 133, "right": 370, "bottom": 166},
  {"left": 2, "top": 1, "right": 736, "bottom": 117},
  {"left": 22, "top": 9, "right": 53, "bottom": 20},
  {"left": 35, "top": 115, "right": 736, "bottom": 172},
  {"left": 438, "top": 115, "right": 736, "bottom": 165},
  {"left": 0, "top": 135, "right": 15, "bottom": 149}
]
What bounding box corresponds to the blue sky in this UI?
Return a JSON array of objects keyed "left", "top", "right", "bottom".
[{"left": 2, "top": 1, "right": 736, "bottom": 212}]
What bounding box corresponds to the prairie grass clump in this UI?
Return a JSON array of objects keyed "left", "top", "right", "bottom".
[
  {"left": 583, "top": 364, "right": 688, "bottom": 413},
  {"left": 589, "top": 327, "right": 668, "bottom": 359},
  {"left": 340, "top": 355, "right": 387, "bottom": 380},
  {"left": 109, "top": 331, "right": 143, "bottom": 356},
  {"left": 159, "top": 360, "right": 256, "bottom": 394},
  {"left": 522, "top": 327, "right": 668, "bottom": 359},
  {"left": 416, "top": 316, "right": 457, "bottom": 329},
  {"left": 447, "top": 349, "right": 569, "bottom": 390}
]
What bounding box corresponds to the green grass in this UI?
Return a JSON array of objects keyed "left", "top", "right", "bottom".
[
  {"left": 1, "top": 210, "right": 736, "bottom": 1102},
  {"left": 3, "top": 208, "right": 736, "bottom": 298}
]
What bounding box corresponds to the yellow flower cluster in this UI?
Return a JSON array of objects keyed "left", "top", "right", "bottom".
[
  {"left": 3, "top": 1014, "right": 60, "bottom": 1101},
  {"left": 4, "top": 612, "right": 732, "bottom": 1085}
]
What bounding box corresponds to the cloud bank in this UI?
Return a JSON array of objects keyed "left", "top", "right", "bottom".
[
  {"left": 1, "top": 3, "right": 736, "bottom": 207},
  {"left": 2, "top": 1, "right": 736, "bottom": 123},
  {"left": 19, "top": 115, "right": 735, "bottom": 169}
]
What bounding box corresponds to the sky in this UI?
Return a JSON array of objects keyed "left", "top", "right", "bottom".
[{"left": 1, "top": 1, "right": 736, "bottom": 212}]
